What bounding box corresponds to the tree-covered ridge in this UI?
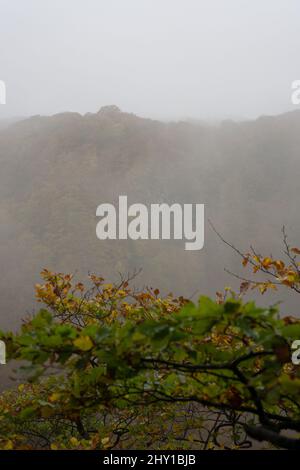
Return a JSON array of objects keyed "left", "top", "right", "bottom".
[{"left": 1, "top": 261, "right": 300, "bottom": 450}]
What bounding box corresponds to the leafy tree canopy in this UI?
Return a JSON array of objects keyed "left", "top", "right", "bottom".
[{"left": 1, "top": 261, "right": 300, "bottom": 451}]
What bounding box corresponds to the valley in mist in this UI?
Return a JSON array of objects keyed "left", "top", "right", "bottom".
[{"left": 0, "top": 105, "right": 299, "bottom": 334}]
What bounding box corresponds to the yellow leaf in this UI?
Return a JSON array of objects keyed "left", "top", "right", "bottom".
[
  {"left": 259, "top": 284, "right": 267, "bottom": 294},
  {"left": 73, "top": 336, "right": 93, "bottom": 351},
  {"left": 70, "top": 437, "right": 79, "bottom": 446},
  {"left": 103, "top": 283, "right": 113, "bottom": 290},
  {"left": 101, "top": 437, "right": 110, "bottom": 448},
  {"left": 49, "top": 393, "right": 60, "bottom": 403},
  {"left": 281, "top": 272, "right": 298, "bottom": 286},
  {"left": 3, "top": 440, "right": 13, "bottom": 450},
  {"left": 273, "top": 260, "right": 285, "bottom": 271},
  {"left": 261, "top": 257, "right": 272, "bottom": 269},
  {"left": 117, "top": 290, "right": 126, "bottom": 296}
]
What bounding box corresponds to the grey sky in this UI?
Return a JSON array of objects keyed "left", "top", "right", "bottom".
[{"left": 0, "top": 0, "right": 300, "bottom": 120}]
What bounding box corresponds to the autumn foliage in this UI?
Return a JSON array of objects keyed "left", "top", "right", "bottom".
[{"left": 1, "top": 232, "right": 300, "bottom": 450}]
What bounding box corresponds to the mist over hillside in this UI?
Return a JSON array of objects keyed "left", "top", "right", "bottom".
[{"left": 0, "top": 106, "right": 300, "bottom": 330}]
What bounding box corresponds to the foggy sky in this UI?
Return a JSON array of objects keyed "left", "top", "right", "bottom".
[{"left": 0, "top": 0, "right": 300, "bottom": 121}]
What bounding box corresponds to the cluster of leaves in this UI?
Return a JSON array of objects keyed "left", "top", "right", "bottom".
[
  {"left": 1, "top": 267, "right": 300, "bottom": 450},
  {"left": 34, "top": 268, "right": 185, "bottom": 325},
  {"left": 212, "top": 224, "right": 300, "bottom": 297}
]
